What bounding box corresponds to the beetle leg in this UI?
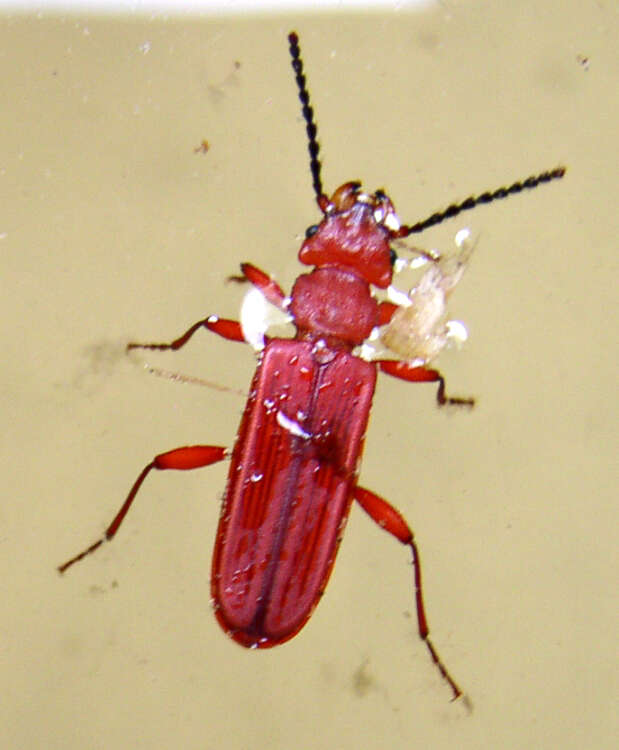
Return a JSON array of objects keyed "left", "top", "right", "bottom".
[
  {"left": 377, "top": 300, "right": 399, "bottom": 326},
  {"left": 126, "top": 263, "right": 285, "bottom": 353},
  {"left": 378, "top": 360, "right": 475, "bottom": 407},
  {"left": 354, "top": 484, "right": 462, "bottom": 701},
  {"left": 228, "top": 262, "right": 287, "bottom": 310},
  {"left": 127, "top": 316, "right": 245, "bottom": 352},
  {"left": 58, "top": 445, "right": 228, "bottom": 574}
]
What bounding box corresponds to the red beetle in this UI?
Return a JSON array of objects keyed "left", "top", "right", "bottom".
[{"left": 59, "top": 32, "right": 565, "bottom": 701}]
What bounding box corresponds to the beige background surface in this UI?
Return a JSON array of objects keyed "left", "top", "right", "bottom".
[{"left": 2, "top": 3, "right": 616, "bottom": 749}]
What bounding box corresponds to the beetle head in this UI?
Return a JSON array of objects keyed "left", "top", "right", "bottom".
[{"left": 299, "top": 182, "right": 399, "bottom": 289}]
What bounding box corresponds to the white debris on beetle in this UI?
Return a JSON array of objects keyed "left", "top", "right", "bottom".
[
  {"left": 379, "top": 228, "right": 476, "bottom": 366},
  {"left": 374, "top": 203, "right": 401, "bottom": 233},
  {"left": 240, "top": 286, "right": 293, "bottom": 352},
  {"left": 276, "top": 410, "right": 311, "bottom": 439}
]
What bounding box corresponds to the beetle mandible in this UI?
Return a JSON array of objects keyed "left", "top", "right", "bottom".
[{"left": 58, "top": 31, "right": 565, "bottom": 701}]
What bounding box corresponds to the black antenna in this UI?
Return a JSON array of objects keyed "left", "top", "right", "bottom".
[
  {"left": 397, "top": 166, "right": 566, "bottom": 236},
  {"left": 288, "top": 32, "right": 325, "bottom": 204}
]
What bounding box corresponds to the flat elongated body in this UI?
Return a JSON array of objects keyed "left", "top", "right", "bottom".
[
  {"left": 212, "top": 339, "right": 376, "bottom": 646},
  {"left": 57, "top": 31, "right": 564, "bottom": 702}
]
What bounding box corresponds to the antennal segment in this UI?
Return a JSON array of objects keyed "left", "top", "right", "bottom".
[
  {"left": 288, "top": 32, "right": 326, "bottom": 206},
  {"left": 397, "top": 166, "right": 566, "bottom": 237}
]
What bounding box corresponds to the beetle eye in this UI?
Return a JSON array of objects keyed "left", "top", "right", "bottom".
[
  {"left": 389, "top": 247, "right": 398, "bottom": 266},
  {"left": 305, "top": 224, "right": 319, "bottom": 238}
]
